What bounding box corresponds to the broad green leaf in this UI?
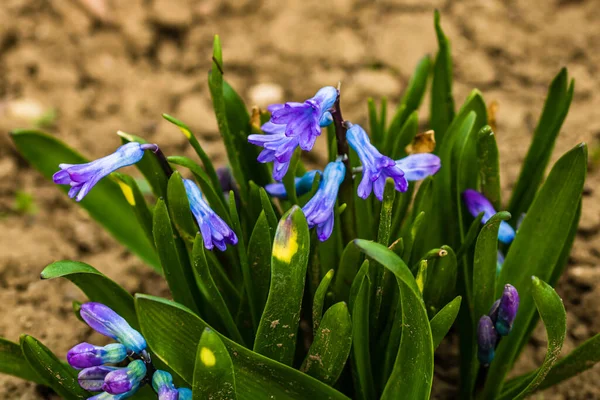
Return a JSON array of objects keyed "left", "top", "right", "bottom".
[
  {"left": 254, "top": 206, "right": 310, "bottom": 365},
  {"left": 192, "top": 235, "right": 244, "bottom": 345},
  {"left": 509, "top": 68, "right": 575, "bottom": 219},
  {"left": 333, "top": 242, "right": 363, "bottom": 303},
  {"left": 483, "top": 144, "right": 586, "bottom": 399},
  {"left": 423, "top": 245, "right": 457, "bottom": 318},
  {"left": 20, "top": 335, "right": 89, "bottom": 399},
  {"left": 167, "top": 171, "right": 199, "bottom": 244},
  {"left": 0, "top": 338, "right": 43, "bottom": 384},
  {"left": 430, "top": 10, "right": 454, "bottom": 144},
  {"left": 495, "top": 277, "right": 566, "bottom": 400},
  {"left": 10, "top": 129, "right": 159, "bottom": 269},
  {"left": 247, "top": 212, "right": 272, "bottom": 319},
  {"left": 477, "top": 126, "right": 501, "bottom": 209},
  {"left": 282, "top": 148, "right": 301, "bottom": 205},
  {"left": 455, "top": 211, "right": 484, "bottom": 259},
  {"left": 40, "top": 260, "right": 138, "bottom": 329},
  {"left": 259, "top": 187, "right": 279, "bottom": 237},
  {"left": 313, "top": 269, "right": 335, "bottom": 333},
  {"left": 301, "top": 302, "right": 352, "bottom": 386},
  {"left": 135, "top": 295, "right": 348, "bottom": 399},
  {"left": 193, "top": 328, "right": 237, "bottom": 400},
  {"left": 368, "top": 98, "right": 382, "bottom": 148},
  {"left": 153, "top": 198, "right": 202, "bottom": 314},
  {"left": 390, "top": 111, "right": 419, "bottom": 160},
  {"left": 430, "top": 296, "right": 462, "bottom": 349}
]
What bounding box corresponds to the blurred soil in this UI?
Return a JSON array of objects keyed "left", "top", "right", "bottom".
[{"left": 1, "top": 0, "right": 600, "bottom": 399}]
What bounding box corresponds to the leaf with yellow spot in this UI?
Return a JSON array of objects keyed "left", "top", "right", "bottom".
[{"left": 193, "top": 328, "right": 237, "bottom": 399}]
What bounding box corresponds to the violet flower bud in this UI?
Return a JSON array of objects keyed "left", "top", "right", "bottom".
[
  {"left": 265, "top": 170, "right": 321, "bottom": 199},
  {"left": 462, "top": 189, "right": 516, "bottom": 244},
  {"left": 302, "top": 161, "right": 345, "bottom": 241},
  {"left": 496, "top": 284, "right": 520, "bottom": 336},
  {"left": 52, "top": 142, "right": 157, "bottom": 202},
  {"left": 88, "top": 386, "right": 140, "bottom": 399},
  {"left": 477, "top": 315, "right": 499, "bottom": 366},
  {"left": 102, "top": 360, "right": 146, "bottom": 395},
  {"left": 67, "top": 342, "right": 127, "bottom": 369},
  {"left": 183, "top": 179, "right": 238, "bottom": 251},
  {"left": 152, "top": 370, "right": 179, "bottom": 400},
  {"left": 80, "top": 303, "right": 146, "bottom": 354},
  {"left": 78, "top": 366, "right": 118, "bottom": 392},
  {"left": 178, "top": 388, "right": 192, "bottom": 400}
]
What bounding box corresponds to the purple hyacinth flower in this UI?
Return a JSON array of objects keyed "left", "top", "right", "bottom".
[
  {"left": 302, "top": 161, "right": 345, "bottom": 241},
  {"left": 477, "top": 315, "right": 499, "bottom": 366},
  {"left": 67, "top": 342, "right": 127, "bottom": 369},
  {"left": 496, "top": 284, "right": 520, "bottom": 336},
  {"left": 265, "top": 170, "right": 321, "bottom": 199},
  {"left": 78, "top": 366, "right": 118, "bottom": 392},
  {"left": 395, "top": 153, "right": 441, "bottom": 181},
  {"left": 52, "top": 142, "right": 158, "bottom": 202},
  {"left": 462, "top": 189, "right": 516, "bottom": 244},
  {"left": 248, "top": 123, "right": 300, "bottom": 181},
  {"left": 346, "top": 123, "right": 407, "bottom": 201},
  {"left": 183, "top": 179, "right": 238, "bottom": 251},
  {"left": 178, "top": 388, "right": 192, "bottom": 400},
  {"left": 88, "top": 385, "right": 140, "bottom": 400},
  {"left": 80, "top": 303, "right": 146, "bottom": 354},
  {"left": 102, "top": 360, "right": 146, "bottom": 395},
  {"left": 152, "top": 370, "right": 179, "bottom": 400}
]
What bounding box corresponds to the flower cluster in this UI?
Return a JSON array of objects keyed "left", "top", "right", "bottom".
[
  {"left": 477, "top": 284, "right": 520, "bottom": 366},
  {"left": 68, "top": 303, "right": 191, "bottom": 399}
]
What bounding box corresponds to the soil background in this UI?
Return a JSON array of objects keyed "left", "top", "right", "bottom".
[{"left": 1, "top": 0, "right": 600, "bottom": 399}]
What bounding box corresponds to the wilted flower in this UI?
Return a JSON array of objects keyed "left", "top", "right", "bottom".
[
  {"left": 67, "top": 342, "right": 127, "bottom": 369},
  {"left": 52, "top": 142, "right": 158, "bottom": 202},
  {"left": 78, "top": 366, "right": 118, "bottom": 392},
  {"left": 265, "top": 170, "right": 320, "bottom": 199},
  {"left": 477, "top": 315, "right": 499, "bottom": 365},
  {"left": 183, "top": 179, "right": 238, "bottom": 251},
  {"left": 302, "top": 161, "right": 345, "bottom": 241},
  {"left": 102, "top": 360, "right": 147, "bottom": 395},
  {"left": 462, "top": 189, "right": 516, "bottom": 244},
  {"left": 79, "top": 303, "right": 147, "bottom": 354},
  {"left": 496, "top": 284, "right": 520, "bottom": 336}
]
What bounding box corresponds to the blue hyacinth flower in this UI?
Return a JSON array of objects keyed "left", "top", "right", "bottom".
[
  {"left": 183, "top": 179, "right": 238, "bottom": 251},
  {"left": 462, "top": 189, "right": 516, "bottom": 244},
  {"left": 152, "top": 370, "right": 185, "bottom": 400},
  {"left": 53, "top": 142, "right": 158, "bottom": 201},
  {"left": 496, "top": 284, "right": 520, "bottom": 336},
  {"left": 178, "top": 388, "right": 193, "bottom": 400},
  {"left": 102, "top": 360, "right": 146, "bottom": 395},
  {"left": 79, "top": 303, "right": 147, "bottom": 354},
  {"left": 477, "top": 315, "right": 498, "bottom": 366},
  {"left": 248, "top": 122, "right": 300, "bottom": 181},
  {"left": 265, "top": 170, "right": 321, "bottom": 199},
  {"left": 67, "top": 342, "right": 127, "bottom": 369},
  {"left": 302, "top": 161, "right": 345, "bottom": 241},
  {"left": 78, "top": 366, "right": 118, "bottom": 392}
]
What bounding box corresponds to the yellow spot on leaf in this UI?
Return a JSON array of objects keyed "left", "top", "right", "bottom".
[
  {"left": 178, "top": 127, "right": 192, "bottom": 139},
  {"left": 273, "top": 225, "right": 298, "bottom": 263},
  {"left": 200, "top": 347, "right": 216, "bottom": 367},
  {"left": 117, "top": 180, "right": 135, "bottom": 206}
]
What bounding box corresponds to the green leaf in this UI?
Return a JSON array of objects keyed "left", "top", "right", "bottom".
[
  {"left": 153, "top": 198, "right": 202, "bottom": 314},
  {"left": 10, "top": 129, "right": 159, "bottom": 269},
  {"left": 333, "top": 242, "right": 363, "bottom": 303},
  {"left": 254, "top": 206, "right": 310, "bottom": 365},
  {"left": 477, "top": 126, "right": 502, "bottom": 209},
  {"left": 40, "top": 260, "right": 138, "bottom": 329},
  {"left": 247, "top": 211, "right": 272, "bottom": 319},
  {"left": 167, "top": 171, "right": 199, "bottom": 244},
  {"left": 423, "top": 245, "right": 457, "bottom": 317},
  {"left": 495, "top": 277, "right": 566, "bottom": 400},
  {"left": 313, "top": 269, "right": 335, "bottom": 334},
  {"left": 430, "top": 10, "right": 455, "bottom": 144},
  {"left": 509, "top": 68, "right": 575, "bottom": 219},
  {"left": 430, "top": 296, "right": 462, "bottom": 349},
  {"left": 20, "top": 335, "right": 89, "bottom": 399},
  {"left": 193, "top": 328, "right": 237, "bottom": 400},
  {"left": 135, "top": 295, "right": 348, "bottom": 399},
  {"left": 483, "top": 144, "right": 586, "bottom": 399},
  {"left": 0, "top": 338, "right": 43, "bottom": 384},
  {"left": 301, "top": 302, "right": 352, "bottom": 386},
  {"left": 390, "top": 111, "right": 419, "bottom": 160},
  {"left": 259, "top": 187, "right": 279, "bottom": 237},
  {"left": 112, "top": 173, "right": 155, "bottom": 250},
  {"left": 282, "top": 148, "right": 301, "bottom": 205}
]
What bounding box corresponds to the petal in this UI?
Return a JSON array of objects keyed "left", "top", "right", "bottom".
[
  {"left": 265, "top": 182, "right": 289, "bottom": 198},
  {"left": 373, "top": 176, "right": 386, "bottom": 201},
  {"left": 261, "top": 121, "right": 286, "bottom": 135},
  {"left": 396, "top": 153, "right": 441, "bottom": 181},
  {"left": 357, "top": 172, "right": 373, "bottom": 200},
  {"left": 498, "top": 221, "right": 516, "bottom": 244},
  {"left": 316, "top": 214, "right": 335, "bottom": 242},
  {"left": 319, "top": 111, "right": 333, "bottom": 127},
  {"left": 311, "top": 86, "right": 338, "bottom": 112},
  {"left": 272, "top": 160, "right": 290, "bottom": 181},
  {"left": 53, "top": 169, "right": 72, "bottom": 184},
  {"left": 462, "top": 189, "right": 496, "bottom": 223}
]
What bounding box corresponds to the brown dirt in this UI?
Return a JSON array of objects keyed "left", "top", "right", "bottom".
[{"left": 1, "top": 0, "right": 599, "bottom": 399}]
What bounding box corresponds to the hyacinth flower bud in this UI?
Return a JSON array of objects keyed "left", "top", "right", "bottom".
[
  {"left": 496, "top": 284, "right": 520, "bottom": 336},
  {"left": 178, "top": 388, "right": 193, "bottom": 400},
  {"left": 183, "top": 179, "right": 238, "bottom": 251},
  {"left": 52, "top": 142, "right": 158, "bottom": 202},
  {"left": 301, "top": 161, "right": 345, "bottom": 241},
  {"left": 477, "top": 315, "right": 499, "bottom": 366},
  {"left": 265, "top": 170, "right": 321, "bottom": 199},
  {"left": 102, "top": 360, "right": 147, "bottom": 395},
  {"left": 462, "top": 189, "right": 516, "bottom": 244},
  {"left": 80, "top": 303, "right": 146, "bottom": 354},
  {"left": 488, "top": 299, "right": 500, "bottom": 324},
  {"left": 152, "top": 370, "right": 179, "bottom": 400},
  {"left": 78, "top": 366, "right": 118, "bottom": 392},
  {"left": 67, "top": 342, "right": 127, "bottom": 369},
  {"left": 88, "top": 386, "right": 140, "bottom": 399}
]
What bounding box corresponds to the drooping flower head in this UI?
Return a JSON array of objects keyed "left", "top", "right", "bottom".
[
  {"left": 477, "top": 315, "right": 498, "bottom": 365},
  {"left": 496, "top": 284, "right": 520, "bottom": 336},
  {"left": 183, "top": 179, "right": 238, "bottom": 251},
  {"left": 152, "top": 370, "right": 180, "bottom": 400},
  {"left": 248, "top": 123, "right": 300, "bottom": 180},
  {"left": 302, "top": 161, "right": 345, "bottom": 241},
  {"left": 265, "top": 170, "right": 321, "bottom": 199},
  {"left": 462, "top": 189, "right": 516, "bottom": 244},
  {"left": 78, "top": 366, "right": 119, "bottom": 392},
  {"left": 80, "top": 303, "right": 147, "bottom": 354},
  {"left": 53, "top": 142, "right": 158, "bottom": 202},
  {"left": 102, "top": 360, "right": 147, "bottom": 395},
  {"left": 67, "top": 342, "right": 127, "bottom": 369}
]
